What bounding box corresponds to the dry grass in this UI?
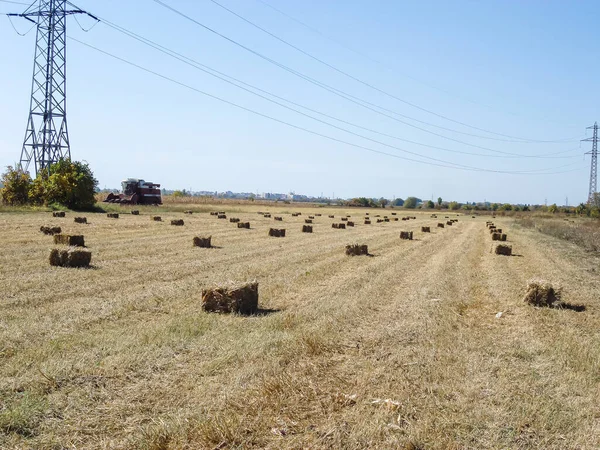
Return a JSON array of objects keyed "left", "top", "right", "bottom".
[
  {"left": 516, "top": 217, "right": 600, "bottom": 252},
  {"left": 1, "top": 209, "right": 599, "bottom": 448}
]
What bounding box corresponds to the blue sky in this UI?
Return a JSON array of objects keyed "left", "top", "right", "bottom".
[{"left": 0, "top": 0, "right": 598, "bottom": 204}]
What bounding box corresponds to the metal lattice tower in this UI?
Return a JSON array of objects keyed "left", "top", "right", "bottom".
[
  {"left": 582, "top": 122, "right": 598, "bottom": 205},
  {"left": 9, "top": 1, "right": 96, "bottom": 176}
]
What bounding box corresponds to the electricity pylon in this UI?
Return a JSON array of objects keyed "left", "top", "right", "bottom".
[
  {"left": 582, "top": 122, "right": 598, "bottom": 205},
  {"left": 8, "top": 0, "right": 97, "bottom": 176}
]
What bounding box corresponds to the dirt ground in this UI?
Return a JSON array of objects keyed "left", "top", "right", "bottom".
[{"left": 1, "top": 207, "right": 599, "bottom": 449}]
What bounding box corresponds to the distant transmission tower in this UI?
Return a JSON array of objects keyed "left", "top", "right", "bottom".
[
  {"left": 8, "top": 1, "right": 97, "bottom": 176},
  {"left": 582, "top": 122, "right": 598, "bottom": 205}
]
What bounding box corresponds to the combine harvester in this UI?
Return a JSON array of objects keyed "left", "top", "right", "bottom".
[{"left": 104, "top": 178, "right": 162, "bottom": 205}]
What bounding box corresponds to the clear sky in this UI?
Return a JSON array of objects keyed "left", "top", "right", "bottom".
[{"left": 0, "top": 0, "right": 598, "bottom": 204}]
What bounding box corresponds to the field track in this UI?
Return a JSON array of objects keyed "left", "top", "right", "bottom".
[{"left": 1, "top": 208, "right": 599, "bottom": 449}]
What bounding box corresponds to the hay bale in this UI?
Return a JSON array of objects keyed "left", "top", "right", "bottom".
[
  {"left": 523, "top": 280, "right": 562, "bottom": 307},
  {"left": 496, "top": 228, "right": 503, "bottom": 233},
  {"left": 500, "top": 234, "right": 507, "bottom": 241},
  {"left": 52, "top": 211, "right": 66, "bottom": 218},
  {"left": 210, "top": 212, "right": 219, "bottom": 216},
  {"left": 218, "top": 214, "right": 227, "bottom": 219},
  {"left": 305, "top": 219, "right": 313, "bottom": 224},
  {"left": 391, "top": 213, "right": 397, "bottom": 216},
  {"left": 268, "top": 228, "right": 286, "bottom": 237},
  {"left": 152, "top": 216, "right": 162, "bottom": 222},
  {"left": 53, "top": 234, "right": 85, "bottom": 247},
  {"left": 230, "top": 217, "right": 240, "bottom": 223},
  {"left": 315, "top": 214, "right": 322, "bottom": 217},
  {"left": 393, "top": 218, "right": 399, "bottom": 221},
  {"left": 74, "top": 217, "right": 87, "bottom": 224},
  {"left": 329, "top": 215, "right": 335, "bottom": 218},
  {"left": 341, "top": 217, "right": 348, "bottom": 221},
  {"left": 237, "top": 222, "right": 250, "bottom": 229},
  {"left": 377, "top": 219, "right": 383, "bottom": 223},
  {"left": 421, "top": 226, "right": 431, "bottom": 233},
  {"left": 131, "top": 210, "right": 140, "bottom": 215},
  {"left": 402, "top": 217, "right": 409, "bottom": 221},
  {"left": 49, "top": 248, "right": 91, "bottom": 268},
  {"left": 492, "top": 232, "right": 502, "bottom": 241},
  {"left": 264, "top": 214, "right": 271, "bottom": 218},
  {"left": 274, "top": 216, "right": 283, "bottom": 221},
  {"left": 292, "top": 213, "right": 299, "bottom": 217},
  {"left": 302, "top": 225, "right": 313, "bottom": 233},
  {"left": 202, "top": 281, "right": 258, "bottom": 315},
  {"left": 347, "top": 221, "right": 355, "bottom": 227},
  {"left": 309, "top": 216, "right": 315, "bottom": 219},
  {"left": 437, "top": 223, "right": 445, "bottom": 228},
  {"left": 332, "top": 223, "right": 346, "bottom": 229},
  {"left": 171, "top": 219, "right": 185, "bottom": 226},
  {"left": 40, "top": 226, "right": 62, "bottom": 235},
  {"left": 345, "top": 244, "right": 368, "bottom": 256},
  {"left": 495, "top": 244, "right": 512, "bottom": 256},
  {"left": 446, "top": 221, "right": 453, "bottom": 226},
  {"left": 400, "top": 231, "right": 413, "bottom": 240},
  {"left": 364, "top": 220, "right": 371, "bottom": 225},
  {"left": 384, "top": 218, "right": 390, "bottom": 222},
  {"left": 193, "top": 236, "right": 212, "bottom": 248},
  {"left": 184, "top": 210, "right": 193, "bottom": 215},
  {"left": 365, "top": 213, "right": 370, "bottom": 216},
  {"left": 107, "top": 213, "right": 119, "bottom": 219}
]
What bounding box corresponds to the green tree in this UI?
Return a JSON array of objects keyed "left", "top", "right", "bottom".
[
  {"left": 548, "top": 203, "right": 558, "bottom": 214},
  {"left": 392, "top": 198, "right": 404, "bottom": 207},
  {"left": 448, "top": 201, "right": 460, "bottom": 210},
  {"left": 379, "top": 198, "right": 389, "bottom": 208},
  {"left": 437, "top": 197, "right": 442, "bottom": 206},
  {"left": 31, "top": 160, "right": 97, "bottom": 210},
  {"left": 0, "top": 166, "right": 32, "bottom": 205},
  {"left": 426, "top": 200, "right": 434, "bottom": 209},
  {"left": 404, "top": 197, "right": 418, "bottom": 209}
]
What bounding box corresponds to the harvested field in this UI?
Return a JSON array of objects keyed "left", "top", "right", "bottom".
[{"left": 1, "top": 210, "right": 599, "bottom": 449}]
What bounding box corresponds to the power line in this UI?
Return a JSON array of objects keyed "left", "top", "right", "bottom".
[
  {"left": 205, "top": 0, "right": 577, "bottom": 144},
  {"left": 97, "top": 16, "right": 580, "bottom": 161},
  {"left": 150, "top": 0, "right": 579, "bottom": 146},
  {"left": 68, "top": 36, "right": 585, "bottom": 176},
  {"left": 254, "top": 0, "right": 579, "bottom": 129}
]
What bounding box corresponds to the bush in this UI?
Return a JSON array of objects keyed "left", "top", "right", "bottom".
[
  {"left": 31, "top": 160, "right": 98, "bottom": 210},
  {"left": 404, "top": 197, "right": 418, "bottom": 209},
  {"left": 0, "top": 166, "right": 32, "bottom": 205}
]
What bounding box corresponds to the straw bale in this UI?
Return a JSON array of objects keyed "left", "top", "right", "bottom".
[
  {"left": 495, "top": 244, "right": 512, "bottom": 256},
  {"left": 131, "top": 210, "right": 140, "bottom": 215},
  {"left": 49, "top": 248, "right": 91, "bottom": 268},
  {"left": 202, "top": 281, "right": 258, "bottom": 315},
  {"left": 107, "top": 213, "right": 119, "bottom": 219},
  {"left": 302, "top": 225, "right": 313, "bottom": 233},
  {"left": 171, "top": 219, "right": 185, "bottom": 226},
  {"left": 52, "top": 212, "right": 66, "bottom": 218},
  {"left": 421, "top": 227, "right": 431, "bottom": 233},
  {"left": 74, "top": 217, "right": 87, "bottom": 224},
  {"left": 523, "top": 280, "right": 562, "bottom": 307},
  {"left": 400, "top": 231, "right": 413, "bottom": 240},
  {"left": 305, "top": 219, "right": 313, "bottom": 224},
  {"left": 268, "top": 228, "right": 286, "bottom": 237},
  {"left": 238, "top": 222, "right": 250, "bottom": 229},
  {"left": 347, "top": 221, "right": 355, "bottom": 227},
  {"left": 53, "top": 234, "right": 85, "bottom": 247},
  {"left": 193, "top": 236, "right": 212, "bottom": 248},
  {"left": 230, "top": 218, "right": 240, "bottom": 223},
  {"left": 438, "top": 223, "right": 445, "bottom": 228},
  {"left": 152, "top": 216, "right": 162, "bottom": 222},
  {"left": 40, "top": 226, "right": 62, "bottom": 235},
  {"left": 345, "top": 244, "right": 368, "bottom": 256}
]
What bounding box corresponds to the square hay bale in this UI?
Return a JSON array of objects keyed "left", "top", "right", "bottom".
[
  {"left": 500, "top": 234, "right": 507, "bottom": 241},
  {"left": 393, "top": 218, "right": 399, "bottom": 221},
  {"left": 131, "top": 210, "right": 140, "bottom": 215},
  {"left": 237, "top": 222, "right": 250, "bottom": 229},
  {"left": 292, "top": 213, "right": 300, "bottom": 217},
  {"left": 171, "top": 219, "right": 185, "bottom": 226},
  {"left": 377, "top": 219, "right": 383, "bottom": 223},
  {"left": 274, "top": 216, "right": 283, "bottom": 221},
  {"left": 364, "top": 220, "right": 371, "bottom": 225},
  {"left": 107, "top": 213, "right": 119, "bottom": 219},
  {"left": 438, "top": 223, "right": 445, "bottom": 228},
  {"left": 341, "top": 217, "right": 348, "bottom": 221},
  {"left": 193, "top": 236, "right": 212, "bottom": 248},
  {"left": 152, "top": 216, "right": 162, "bottom": 222},
  {"left": 375, "top": 215, "right": 381, "bottom": 217},
  {"left": 40, "top": 226, "right": 62, "bottom": 235},
  {"left": 489, "top": 228, "right": 497, "bottom": 234},
  {"left": 523, "top": 280, "right": 562, "bottom": 307},
  {"left": 202, "top": 281, "right": 258, "bottom": 315},
  {"left": 309, "top": 216, "right": 315, "bottom": 219},
  {"left": 400, "top": 231, "right": 413, "bottom": 240},
  {"left": 53, "top": 234, "right": 85, "bottom": 247},
  {"left": 496, "top": 228, "right": 503, "bottom": 233},
  {"left": 218, "top": 214, "right": 227, "bottom": 219},
  {"left": 495, "top": 244, "right": 512, "bottom": 256},
  {"left": 264, "top": 214, "right": 272, "bottom": 218},
  {"left": 74, "top": 217, "right": 87, "bottom": 224},
  {"left": 345, "top": 244, "right": 368, "bottom": 256},
  {"left": 268, "top": 228, "right": 286, "bottom": 237},
  {"left": 347, "top": 221, "right": 355, "bottom": 227},
  {"left": 218, "top": 212, "right": 226, "bottom": 215},
  {"left": 346, "top": 215, "right": 352, "bottom": 218},
  {"left": 305, "top": 219, "right": 313, "bottom": 224},
  {"left": 49, "top": 248, "right": 92, "bottom": 268},
  {"left": 210, "top": 212, "right": 219, "bottom": 216},
  {"left": 402, "top": 217, "right": 408, "bottom": 221},
  {"left": 332, "top": 223, "right": 346, "bottom": 229},
  {"left": 257, "top": 211, "right": 264, "bottom": 215},
  {"left": 421, "top": 226, "right": 431, "bottom": 233},
  {"left": 184, "top": 210, "right": 193, "bottom": 215},
  {"left": 446, "top": 221, "right": 453, "bottom": 226},
  {"left": 412, "top": 217, "right": 416, "bottom": 220},
  {"left": 329, "top": 215, "right": 335, "bottom": 218},
  {"left": 492, "top": 232, "right": 502, "bottom": 241},
  {"left": 230, "top": 218, "right": 240, "bottom": 223},
  {"left": 391, "top": 213, "right": 397, "bottom": 215},
  {"left": 445, "top": 216, "right": 449, "bottom": 219},
  {"left": 302, "top": 225, "right": 313, "bottom": 233},
  {"left": 52, "top": 211, "right": 66, "bottom": 218},
  {"left": 384, "top": 218, "right": 390, "bottom": 222},
  {"left": 365, "top": 213, "right": 370, "bottom": 216},
  {"left": 315, "top": 214, "right": 322, "bottom": 217}
]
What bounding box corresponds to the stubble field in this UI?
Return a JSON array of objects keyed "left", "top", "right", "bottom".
[{"left": 1, "top": 205, "right": 599, "bottom": 449}]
